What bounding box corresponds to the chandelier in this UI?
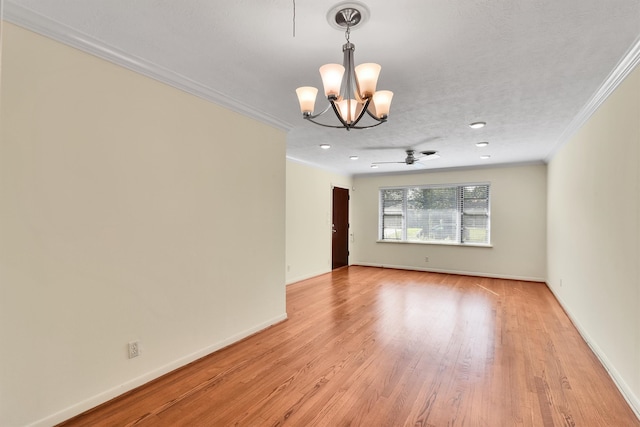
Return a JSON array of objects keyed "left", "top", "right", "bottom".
[{"left": 295, "top": 4, "right": 393, "bottom": 130}]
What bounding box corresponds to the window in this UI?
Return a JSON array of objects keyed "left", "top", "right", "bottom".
[{"left": 379, "top": 183, "right": 490, "bottom": 245}]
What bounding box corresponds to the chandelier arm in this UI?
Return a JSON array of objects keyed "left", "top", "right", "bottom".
[
  {"left": 303, "top": 116, "right": 352, "bottom": 129},
  {"left": 303, "top": 98, "right": 386, "bottom": 130},
  {"left": 348, "top": 98, "right": 373, "bottom": 128},
  {"left": 364, "top": 106, "right": 387, "bottom": 122},
  {"left": 328, "top": 99, "right": 352, "bottom": 129},
  {"left": 304, "top": 115, "right": 384, "bottom": 130},
  {"left": 349, "top": 121, "right": 385, "bottom": 130},
  {"left": 303, "top": 103, "right": 333, "bottom": 120}
]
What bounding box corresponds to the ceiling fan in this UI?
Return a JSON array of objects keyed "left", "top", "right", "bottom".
[{"left": 371, "top": 149, "right": 439, "bottom": 167}]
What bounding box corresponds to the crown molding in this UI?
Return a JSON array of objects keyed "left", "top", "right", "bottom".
[
  {"left": 285, "top": 155, "right": 352, "bottom": 177},
  {"left": 3, "top": 1, "right": 294, "bottom": 132},
  {"left": 545, "top": 35, "right": 640, "bottom": 162}
]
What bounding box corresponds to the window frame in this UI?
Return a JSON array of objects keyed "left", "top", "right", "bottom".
[{"left": 378, "top": 182, "right": 491, "bottom": 246}]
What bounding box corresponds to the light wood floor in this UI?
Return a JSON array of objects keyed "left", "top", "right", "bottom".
[{"left": 60, "top": 267, "right": 639, "bottom": 426}]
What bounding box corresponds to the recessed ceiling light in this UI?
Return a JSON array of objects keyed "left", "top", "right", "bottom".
[
  {"left": 480, "top": 154, "right": 491, "bottom": 160},
  {"left": 476, "top": 141, "right": 489, "bottom": 147},
  {"left": 370, "top": 164, "right": 378, "bottom": 168},
  {"left": 319, "top": 144, "right": 331, "bottom": 149},
  {"left": 469, "top": 121, "right": 486, "bottom": 129},
  {"left": 350, "top": 156, "right": 359, "bottom": 160}
]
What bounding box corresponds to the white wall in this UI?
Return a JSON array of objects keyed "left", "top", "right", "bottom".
[
  {"left": 547, "top": 65, "right": 640, "bottom": 412},
  {"left": 351, "top": 164, "right": 547, "bottom": 281},
  {"left": 286, "top": 160, "right": 352, "bottom": 284},
  {"left": 0, "top": 23, "right": 286, "bottom": 426}
]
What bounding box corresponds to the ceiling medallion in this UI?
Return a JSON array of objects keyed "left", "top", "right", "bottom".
[{"left": 295, "top": 2, "right": 393, "bottom": 130}]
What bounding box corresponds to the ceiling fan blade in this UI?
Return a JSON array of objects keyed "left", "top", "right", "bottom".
[
  {"left": 362, "top": 146, "right": 407, "bottom": 151},
  {"left": 372, "top": 149, "right": 439, "bottom": 167},
  {"left": 362, "top": 137, "right": 442, "bottom": 152},
  {"left": 416, "top": 155, "right": 440, "bottom": 162},
  {"left": 416, "top": 150, "right": 440, "bottom": 161}
]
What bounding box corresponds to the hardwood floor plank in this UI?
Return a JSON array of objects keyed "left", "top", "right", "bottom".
[{"left": 58, "top": 267, "right": 640, "bottom": 426}]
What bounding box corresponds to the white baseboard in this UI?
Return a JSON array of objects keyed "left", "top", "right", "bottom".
[
  {"left": 352, "top": 262, "right": 545, "bottom": 283},
  {"left": 286, "top": 269, "right": 331, "bottom": 285},
  {"left": 28, "top": 313, "right": 288, "bottom": 427},
  {"left": 545, "top": 285, "right": 640, "bottom": 420}
]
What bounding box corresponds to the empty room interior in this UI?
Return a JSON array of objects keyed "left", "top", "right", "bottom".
[{"left": 1, "top": 1, "right": 640, "bottom": 426}]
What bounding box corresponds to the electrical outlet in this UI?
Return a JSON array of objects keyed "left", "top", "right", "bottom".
[
  {"left": 424, "top": 256, "right": 429, "bottom": 262},
  {"left": 128, "top": 341, "right": 140, "bottom": 359}
]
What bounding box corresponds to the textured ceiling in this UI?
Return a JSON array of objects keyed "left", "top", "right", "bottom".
[{"left": 5, "top": 0, "right": 640, "bottom": 175}]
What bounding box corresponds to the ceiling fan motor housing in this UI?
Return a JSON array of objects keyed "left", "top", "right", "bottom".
[{"left": 405, "top": 150, "right": 416, "bottom": 164}]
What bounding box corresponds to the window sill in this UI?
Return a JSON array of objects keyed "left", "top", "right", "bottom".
[{"left": 376, "top": 240, "right": 493, "bottom": 248}]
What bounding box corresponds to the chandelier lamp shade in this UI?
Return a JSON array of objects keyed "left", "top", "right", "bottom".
[{"left": 295, "top": 4, "right": 393, "bottom": 130}]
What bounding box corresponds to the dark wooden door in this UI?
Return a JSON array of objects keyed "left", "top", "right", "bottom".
[{"left": 332, "top": 186, "right": 349, "bottom": 269}]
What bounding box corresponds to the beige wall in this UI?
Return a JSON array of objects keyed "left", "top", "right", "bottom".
[
  {"left": 286, "top": 160, "right": 352, "bottom": 284},
  {"left": 3, "top": 11, "right": 639, "bottom": 425},
  {"left": 547, "top": 65, "right": 640, "bottom": 411},
  {"left": 0, "top": 23, "right": 286, "bottom": 426},
  {"left": 351, "top": 164, "right": 547, "bottom": 281}
]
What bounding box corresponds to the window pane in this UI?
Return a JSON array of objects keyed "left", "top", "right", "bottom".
[
  {"left": 381, "top": 189, "right": 404, "bottom": 240},
  {"left": 383, "top": 215, "right": 403, "bottom": 239},
  {"left": 407, "top": 187, "right": 457, "bottom": 242},
  {"left": 379, "top": 184, "right": 490, "bottom": 245},
  {"left": 382, "top": 189, "right": 404, "bottom": 213},
  {"left": 462, "top": 185, "right": 490, "bottom": 244},
  {"left": 463, "top": 185, "right": 489, "bottom": 199},
  {"left": 462, "top": 198, "right": 489, "bottom": 213},
  {"left": 462, "top": 215, "right": 489, "bottom": 244}
]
